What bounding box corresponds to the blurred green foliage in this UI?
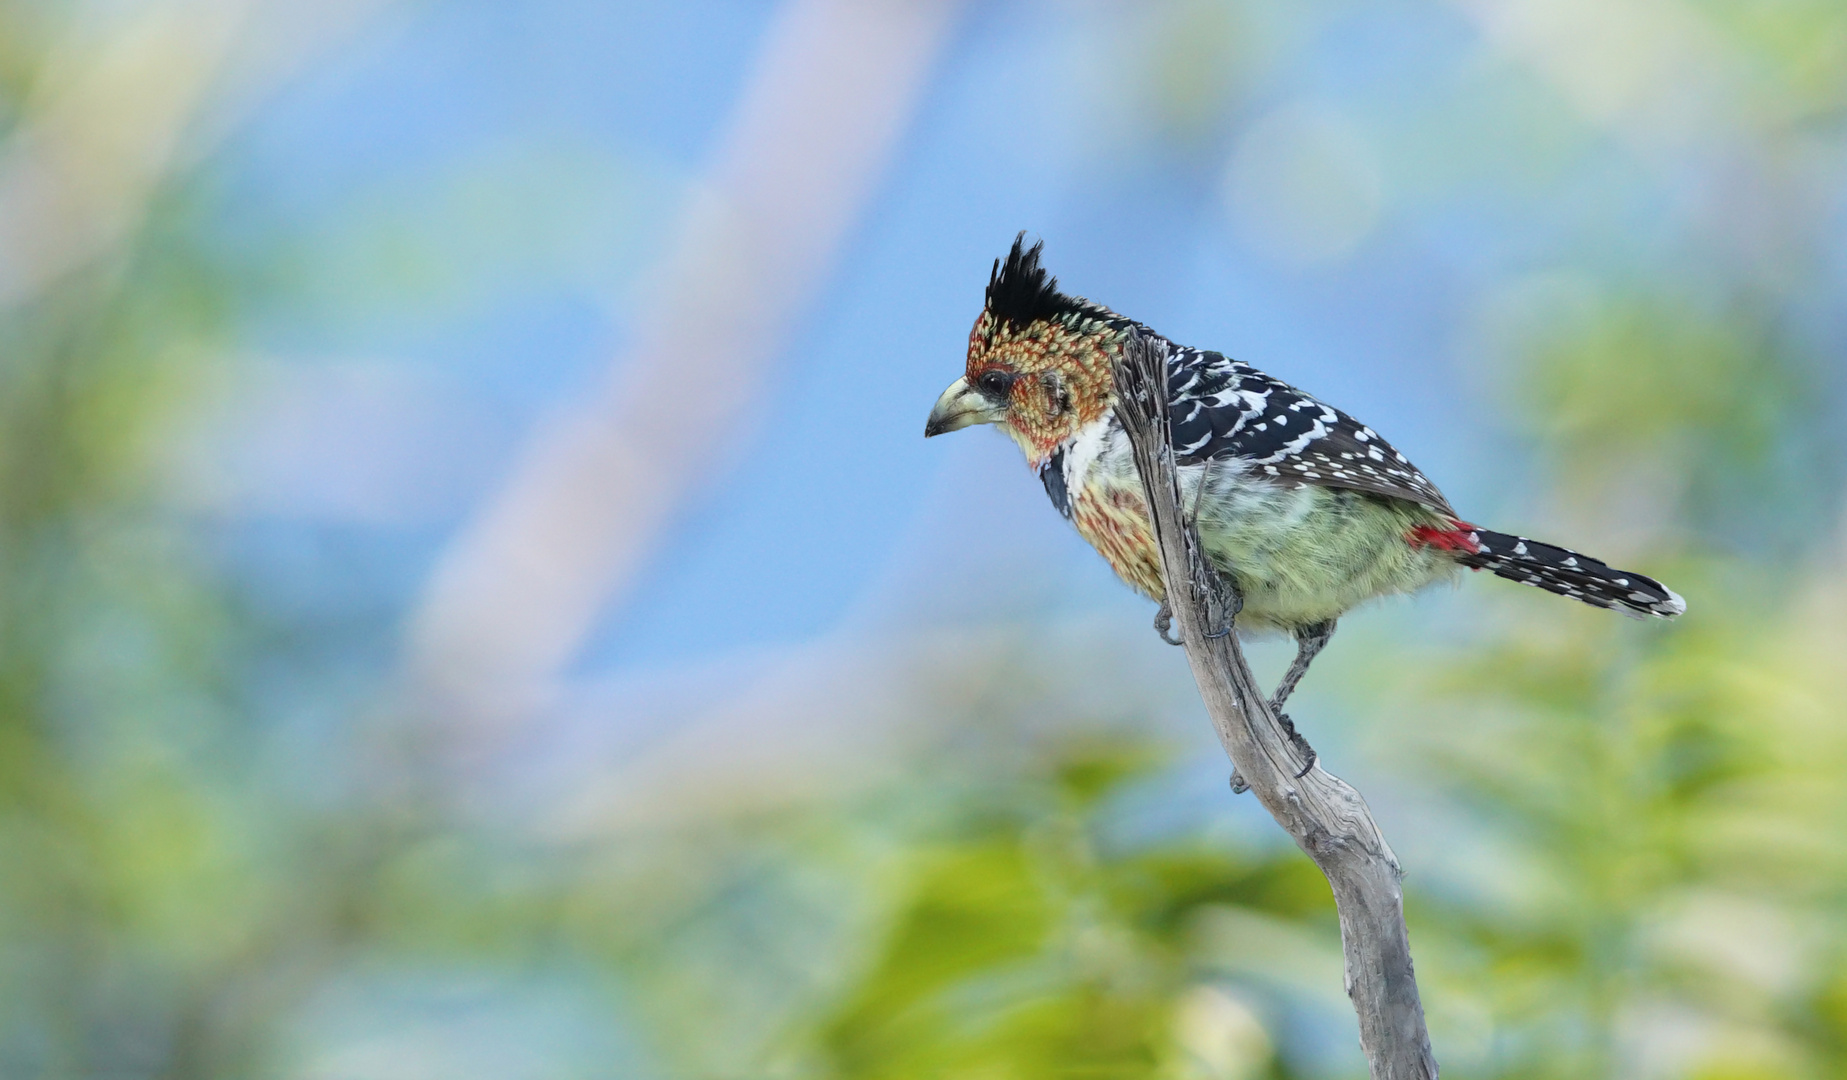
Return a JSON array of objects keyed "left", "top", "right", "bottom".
[
  {"left": 0, "top": 177, "right": 284, "bottom": 1073},
  {"left": 1683, "top": 0, "right": 1847, "bottom": 118},
  {"left": 811, "top": 745, "right": 1325, "bottom": 1080}
]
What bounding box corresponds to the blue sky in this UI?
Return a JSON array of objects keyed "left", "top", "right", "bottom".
[{"left": 191, "top": 0, "right": 1838, "bottom": 686}]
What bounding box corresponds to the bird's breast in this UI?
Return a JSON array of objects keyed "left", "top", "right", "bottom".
[
  {"left": 1063, "top": 451, "right": 1456, "bottom": 629},
  {"left": 1068, "top": 479, "right": 1165, "bottom": 600}
]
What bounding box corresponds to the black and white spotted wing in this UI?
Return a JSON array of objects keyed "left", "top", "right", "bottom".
[{"left": 1164, "top": 347, "right": 1455, "bottom": 516}]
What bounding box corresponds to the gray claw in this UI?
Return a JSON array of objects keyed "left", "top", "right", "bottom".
[
  {"left": 1154, "top": 603, "right": 1184, "bottom": 646},
  {"left": 1275, "top": 712, "right": 1318, "bottom": 780}
]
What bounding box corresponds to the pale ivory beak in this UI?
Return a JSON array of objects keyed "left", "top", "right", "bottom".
[{"left": 924, "top": 376, "right": 1006, "bottom": 437}]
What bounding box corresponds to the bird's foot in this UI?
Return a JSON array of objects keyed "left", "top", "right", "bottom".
[
  {"left": 1153, "top": 602, "right": 1184, "bottom": 646},
  {"left": 1276, "top": 711, "right": 1317, "bottom": 779},
  {"left": 1228, "top": 717, "right": 1314, "bottom": 793},
  {"left": 1203, "top": 573, "right": 1242, "bottom": 639}
]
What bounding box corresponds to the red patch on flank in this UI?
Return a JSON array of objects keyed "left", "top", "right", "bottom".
[{"left": 1408, "top": 522, "right": 1481, "bottom": 554}]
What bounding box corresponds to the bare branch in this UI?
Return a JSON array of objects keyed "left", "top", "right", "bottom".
[{"left": 1111, "top": 330, "right": 1439, "bottom": 1080}]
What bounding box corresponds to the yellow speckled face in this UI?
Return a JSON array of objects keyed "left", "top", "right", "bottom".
[{"left": 965, "top": 308, "right": 1122, "bottom": 462}]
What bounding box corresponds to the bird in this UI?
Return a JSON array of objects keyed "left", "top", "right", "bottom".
[{"left": 924, "top": 235, "right": 1685, "bottom": 718}]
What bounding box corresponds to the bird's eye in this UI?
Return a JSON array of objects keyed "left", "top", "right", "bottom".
[{"left": 976, "top": 371, "right": 1015, "bottom": 397}]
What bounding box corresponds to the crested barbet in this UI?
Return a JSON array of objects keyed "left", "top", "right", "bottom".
[{"left": 925, "top": 236, "right": 1686, "bottom": 714}]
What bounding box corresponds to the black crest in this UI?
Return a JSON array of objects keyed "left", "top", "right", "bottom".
[{"left": 986, "top": 233, "right": 1076, "bottom": 331}]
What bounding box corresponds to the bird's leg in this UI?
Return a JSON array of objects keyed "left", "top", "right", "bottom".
[
  {"left": 1269, "top": 619, "right": 1336, "bottom": 714},
  {"left": 1153, "top": 601, "right": 1184, "bottom": 646},
  {"left": 1229, "top": 619, "right": 1335, "bottom": 791},
  {"left": 1203, "top": 570, "right": 1242, "bottom": 640},
  {"left": 1154, "top": 568, "right": 1241, "bottom": 644}
]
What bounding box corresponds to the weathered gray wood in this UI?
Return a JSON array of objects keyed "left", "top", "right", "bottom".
[{"left": 1112, "top": 330, "right": 1438, "bottom": 1080}]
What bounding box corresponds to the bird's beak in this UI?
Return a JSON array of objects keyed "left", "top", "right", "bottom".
[{"left": 924, "top": 377, "right": 1005, "bottom": 437}]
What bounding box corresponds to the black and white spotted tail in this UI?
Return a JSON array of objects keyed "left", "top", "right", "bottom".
[{"left": 1455, "top": 530, "right": 1686, "bottom": 619}]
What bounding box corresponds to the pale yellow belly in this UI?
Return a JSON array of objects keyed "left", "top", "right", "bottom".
[{"left": 1069, "top": 474, "right": 1457, "bottom": 630}]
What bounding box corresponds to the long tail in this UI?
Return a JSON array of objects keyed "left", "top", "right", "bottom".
[{"left": 1448, "top": 527, "right": 1686, "bottom": 619}]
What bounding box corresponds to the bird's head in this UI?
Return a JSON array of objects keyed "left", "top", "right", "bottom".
[{"left": 924, "top": 235, "right": 1132, "bottom": 465}]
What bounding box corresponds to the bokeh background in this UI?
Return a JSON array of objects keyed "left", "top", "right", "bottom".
[{"left": 2, "top": 0, "right": 1845, "bottom": 1077}]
